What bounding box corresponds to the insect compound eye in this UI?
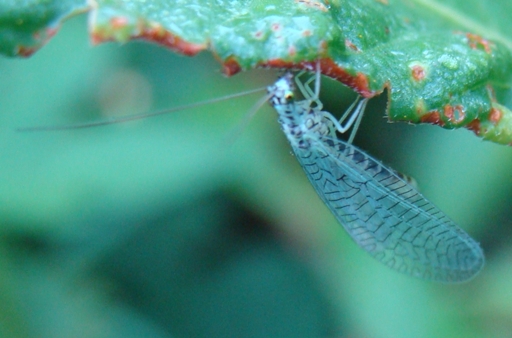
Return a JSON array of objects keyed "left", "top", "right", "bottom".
[{"left": 284, "top": 89, "right": 294, "bottom": 101}]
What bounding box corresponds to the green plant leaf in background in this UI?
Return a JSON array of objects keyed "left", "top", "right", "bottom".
[
  {"left": 2, "top": 1, "right": 512, "bottom": 338},
  {"left": 3, "top": 0, "right": 512, "bottom": 144}
]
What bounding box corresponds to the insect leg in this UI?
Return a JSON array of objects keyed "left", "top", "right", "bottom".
[
  {"left": 320, "top": 97, "right": 369, "bottom": 139},
  {"left": 294, "top": 63, "right": 323, "bottom": 110}
]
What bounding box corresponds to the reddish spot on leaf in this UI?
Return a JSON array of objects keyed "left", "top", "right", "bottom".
[
  {"left": 16, "top": 46, "right": 38, "bottom": 57},
  {"left": 345, "top": 39, "right": 359, "bottom": 52},
  {"left": 17, "top": 27, "right": 59, "bottom": 57},
  {"left": 110, "top": 17, "right": 129, "bottom": 29},
  {"left": 319, "top": 40, "right": 328, "bottom": 52},
  {"left": 302, "top": 30, "right": 312, "bottom": 37},
  {"left": 288, "top": 46, "right": 297, "bottom": 56},
  {"left": 260, "top": 58, "right": 373, "bottom": 97},
  {"left": 465, "top": 33, "right": 492, "bottom": 54},
  {"left": 466, "top": 119, "right": 481, "bottom": 135},
  {"left": 295, "top": 0, "right": 329, "bottom": 11},
  {"left": 44, "top": 27, "right": 58, "bottom": 39},
  {"left": 271, "top": 23, "right": 281, "bottom": 31},
  {"left": 139, "top": 24, "right": 206, "bottom": 56},
  {"left": 443, "top": 104, "right": 465, "bottom": 124},
  {"left": 222, "top": 57, "right": 242, "bottom": 76},
  {"left": 411, "top": 65, "right": 425, "bottom": 81},
  {"left": 254, "top": 31, "right": 263, "bottom": 39},
  {"left": 415, "top": 104, "right": 424, "bottom": 115},
  {"left": 489, "top": 107, "right": 502, "bottom": 124},
  {"left": 420, "top": 111, "right": 444, "bottom": 126},
  {"left": 92, "top": 21, "right": 206, "bottom": 56},
  {"left": 319, "top": 59, "right": 372, "bottom": 96}
]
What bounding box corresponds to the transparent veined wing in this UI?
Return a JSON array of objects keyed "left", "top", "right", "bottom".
[{"left": 293, "top": 135, "right": 484, "bottom": 282}]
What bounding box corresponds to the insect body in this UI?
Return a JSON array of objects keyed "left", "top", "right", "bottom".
[
  {"left": 267, "top": 72, "right": 484, "bottom": 282},
  {"left": 20, "top": 69, "right": 485, "bottom": 282}
]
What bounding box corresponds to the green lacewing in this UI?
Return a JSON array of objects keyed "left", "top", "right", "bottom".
[{"left": 19, "top": 69, "right": 484, "bottom": 282}]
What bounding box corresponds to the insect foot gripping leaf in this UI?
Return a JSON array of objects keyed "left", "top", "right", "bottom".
[{"left": 267, "top": 71, "right": 484, "bottom": 283}]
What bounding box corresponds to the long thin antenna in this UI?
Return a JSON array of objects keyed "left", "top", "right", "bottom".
[
  {"left": 17, "top": 87, "right": 267, "bottom": 132},
  {"left": 222, "top": 92, "right": 273, "bottom": 145}
]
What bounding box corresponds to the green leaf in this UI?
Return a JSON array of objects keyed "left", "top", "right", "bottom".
[
  {"left": 89, "top": 0, "right": 512, "bottom": 145},
  {"left": 0, "top": 0, "right": 88, "bottom": 56},
  {"left": 3, "top": 0, "right": 512, "bottom": 145}
]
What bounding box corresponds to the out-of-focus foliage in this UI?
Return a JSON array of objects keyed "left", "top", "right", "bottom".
[{"left": 1, "top": 15, "right": 512, "bottom": 338}]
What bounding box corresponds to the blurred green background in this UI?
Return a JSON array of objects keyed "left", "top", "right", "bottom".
[{"left": 1, "top": 15, "right": 512, "bottom": 338}]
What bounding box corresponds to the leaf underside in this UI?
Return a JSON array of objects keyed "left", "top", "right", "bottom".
[
  {"left": 3, "top": 0, "right": 512, "bottom": 145},
  {"left": 0, "top": 0, "right": 87, "bottom": 56}
]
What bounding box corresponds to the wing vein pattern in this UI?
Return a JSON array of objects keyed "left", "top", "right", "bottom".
[{"left": 267, "top": 72, "right": 484, "bottom": 282}]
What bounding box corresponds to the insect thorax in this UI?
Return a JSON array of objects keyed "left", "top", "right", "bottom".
[
  {"left": 267, "top": 72, "right": 332, "bottom": 149},
  {"left": 276, "top": 101, "right": 332, "bottom": 149}
]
